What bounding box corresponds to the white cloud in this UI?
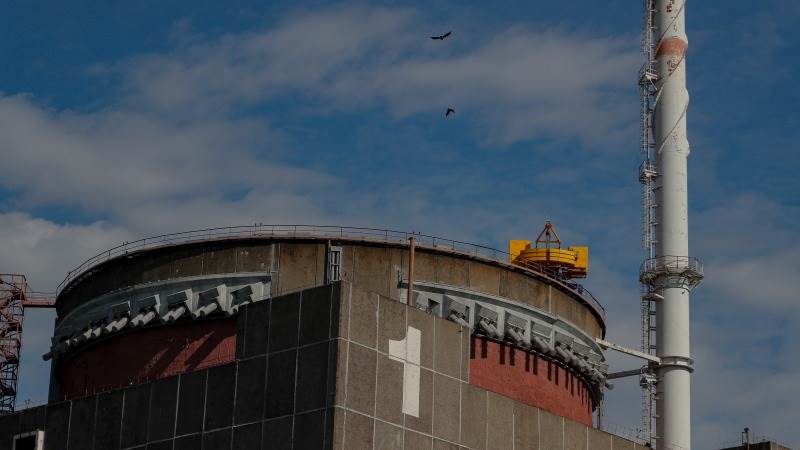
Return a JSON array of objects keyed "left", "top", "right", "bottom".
[{"left": 114, "top": 6, "right": 639, "bottom": 146}]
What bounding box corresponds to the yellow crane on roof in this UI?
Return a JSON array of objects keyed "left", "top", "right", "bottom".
[{"left": 508, "top": 221, "right": 588, "bottom": 279}]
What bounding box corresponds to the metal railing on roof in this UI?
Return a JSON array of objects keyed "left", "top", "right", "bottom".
[{"left": 55, "top": 224, "right": 606, "bottom": 321}]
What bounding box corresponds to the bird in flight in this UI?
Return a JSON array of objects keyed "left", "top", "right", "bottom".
[
  {"left": 430, "top": 31, "right": 452, "bottom": 40},
  {"left": 445, "top": 108, "right": 455, "bottom": 117}
]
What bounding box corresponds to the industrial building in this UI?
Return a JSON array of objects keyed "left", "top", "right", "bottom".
[{"left": 1, "top": 226, "right": 636, "bottom": 449}]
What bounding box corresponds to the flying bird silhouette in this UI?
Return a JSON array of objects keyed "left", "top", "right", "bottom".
[
  {"left": 445, "top": 108, "right": 455, "bottom": 117},
  {"left": 430, "top": 31, "right": 452, "bottom": 40}
]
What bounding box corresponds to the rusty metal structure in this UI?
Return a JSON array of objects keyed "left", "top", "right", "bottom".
[
  {"left": 0, "top": 274, "right": 55, "bottom": 415},
  {"left": 0, "top": 275, "right": 28, "bottom": 414}
]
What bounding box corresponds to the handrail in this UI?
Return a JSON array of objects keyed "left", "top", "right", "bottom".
[{"left": 55, "top": 224, "right": 606, "bottom": 321}]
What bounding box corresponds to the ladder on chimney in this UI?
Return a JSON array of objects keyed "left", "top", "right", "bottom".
[{"left": 639, "top": 0, "right": 659, "bottom": 446}]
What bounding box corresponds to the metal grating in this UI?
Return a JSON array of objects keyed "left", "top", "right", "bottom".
[
  {"left": 0, "top": 275, "right": 26, "bottom": 414},
  {"left": 638, "top": 0, "right": 659, "bottom": 444}
]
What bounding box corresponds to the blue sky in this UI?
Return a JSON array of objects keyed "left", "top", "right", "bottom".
[{"left": 1, "top": 1, "right": 798, "bottom": 447}]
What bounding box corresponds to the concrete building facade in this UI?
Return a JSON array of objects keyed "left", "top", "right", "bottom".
[{"left": 1, "top": 282, "right": 638, "bottom": 449}]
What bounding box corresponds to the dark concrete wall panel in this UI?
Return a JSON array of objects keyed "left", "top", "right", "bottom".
[
  {"left": 204, "top": 363, "right": 236, "bottom": 431},
  {"left": 296, "top": 342, "right": 329, "bottom": 412},
  {"left": 44, "top": 401, "right": 70, "bottom": 450},
  {"left": 232, "top": 422, "right": 261, "bottom": 450},
  {"left": 121, "top": 384, "right": 151, "bottom": 448},
  {"left": 262, "top": 416, "right": 292, "bottom": 450},
  {"left": 300, "top": 285, "right": 335, "bottom": 346},
  {"left": 148, "top": 376, "right": 179, "bottom": 441},
  {"left": 234, "top": 356, "right": 267, "bottom": 425},
  {"left": 264, "top": 350, "right": 297, "bottom": 419},
  {"left": 17, "top": 406, "right": 46, "bottom": 435},
  {"left": 202, "top": 427, "right": 232, "bottom": 450},
  {"left": 146, "top": 439, "right": 172, "bottom": 450},
  {"left": 176, "top": 370, "right": 206, "bottom": 436},
  {"left": 66, "top": 396, "right": 95, "bottom": 450},
  {"left": 173, "top": 434, "right": 201, "bottom": 450},
  {"left": 94, "top": 390, "right": 123, "bottom": 450},
  {"left": 293, "top": 409, "right": 326, "bottom": 450},
  {"left": 241, "top": 299, "right": 269, "bottom": 358},
  {"left": 268, "top": 293, "right": 300, "bottom": 352}
]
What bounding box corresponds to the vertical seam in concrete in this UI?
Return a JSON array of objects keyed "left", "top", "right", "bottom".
[
  {"left": 171, "top": 375, "right": 181, "bottom": 442},
  {"left": 585, "top": 423, "right": 589, "bottom": 450},
  {"left": 536, "top": 405, "right": 540, "bottom": 450},
  {"left": 403, "top": 289, "right": 408, "bottom": 449},
  {"left": 118, "top": 390, "right": 126, "bottom": 448},
  {"left": 431, "top": 314, "right": 436, "bottom": 443},
  {"left": 271, "top": 243, "right": 278, "bottom": 295},
  {"left": 88, "top": 394, "right": 98, "bottom": 450},
  {"left": 511, "top": 408, "right": 516, "bottom": 450},
  {"left": 373, "top": 294, "right": 380, "bottom": 450},
  {"left": 201, "top": 369, "right": 209, "bottom": 434},
  {"left": 484, "top": 390, "right": 488, "bottom": 450},
  {"left": 322, "top": 283, "right": 336, "bottom": 450},
  {"left": 458, "top": 326, "right": 463, "bottom": 446},
  {"left": 289, "top": 290, "right": 304, "bottom": 450},
  {"left": 341, "top": 284, "right": 353, "bottom": 448},
  {"left": 231, "top": 363, "right": 239, "bottom": 439}
]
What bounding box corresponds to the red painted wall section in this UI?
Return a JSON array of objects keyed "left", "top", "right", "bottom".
[
  {"left": 57, "top": 319, "right": 236, "bottom": 400},
  {"left": 469, "top": 335, "right": 594, "bottom": 427}
]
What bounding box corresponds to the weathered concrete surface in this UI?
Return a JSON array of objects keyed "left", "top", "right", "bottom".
[{"left": 58, "top": 239, "right": 605, "bottom": 341}]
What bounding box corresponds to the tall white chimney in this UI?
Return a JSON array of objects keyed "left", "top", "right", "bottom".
[{"left": 640, "top": 0, "right": 703, "bottom": 448}]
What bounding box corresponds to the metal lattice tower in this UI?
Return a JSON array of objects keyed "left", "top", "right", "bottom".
[
  {"left": 638, "top": 0, "right": 659, "bottom": 445},
  {"left": 0, "top": 275, "right": 27, "bottom": 415}
]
